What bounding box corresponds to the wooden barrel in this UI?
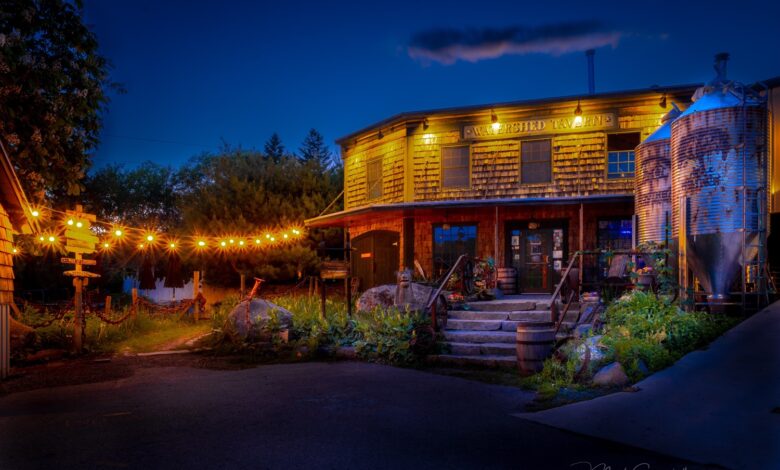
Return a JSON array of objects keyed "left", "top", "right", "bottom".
[
  {"left": 496, "top": 267, "right": 517, "bottom": 295},
  {"left": 516, "top": 321, "right": 555, "bottom": 374}
]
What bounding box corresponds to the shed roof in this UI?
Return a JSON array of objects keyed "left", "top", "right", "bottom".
[{"left": 0, "top": 139, "right": 35, "bottom": 232}]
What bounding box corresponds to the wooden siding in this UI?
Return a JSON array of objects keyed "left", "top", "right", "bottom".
[
  {"left": 344, "top": 127, "right": 406, "bottom": 209},
  {"left": 0, "top": 204, "right": 15, "bottom": 304},
  {"left": 341, "top": 97, "right": 672, "bottom": 209}
]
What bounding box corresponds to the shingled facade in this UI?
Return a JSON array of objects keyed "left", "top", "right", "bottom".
[{"left": 307, "top": 85, "right": 699, "bottom": 291}]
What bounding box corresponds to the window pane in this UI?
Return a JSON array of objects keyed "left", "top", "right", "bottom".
[
  {"left": 433, "top": 224, "right": 477, "bottom": 277},
  {"left": 607, "top": 150, "right": 635, "bottom": 179},
  {"left": 441, "top": 146, "right": 470, "bottom": 189},
  {"left": 596, "top": 218, "right": 633, "bottom": 278},
  {"left": 521, "top": 140, "right": 551, "bottom": 184},
  {"left": 367, "top": 159, "right": 382, "bottom": 199}
]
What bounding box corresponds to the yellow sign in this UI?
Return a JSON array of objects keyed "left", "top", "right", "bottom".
[
  {"left": 64, "top": 206, "right": 98, "bottom": 255},
  {"left": 463, "top": 112, "right": 617, "bottom": 140}
]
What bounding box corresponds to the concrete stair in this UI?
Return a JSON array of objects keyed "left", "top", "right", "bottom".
[{"left": 430, "top": 296, "right": 579, "bottom": 369}]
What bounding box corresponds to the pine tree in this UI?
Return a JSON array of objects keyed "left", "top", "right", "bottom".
[
  {"left": 263, "top": 133, "right": 285, "bottom": 163},
  {"left": 298, "top": 128, "right": 332, "bottom": 170}
]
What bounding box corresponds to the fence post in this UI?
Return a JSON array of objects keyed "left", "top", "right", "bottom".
[
  {"left": 193, "top": 271, "right": 200, "bottom": 321},
  {"left": 131, "top": 288, "right": 138, "bottom": 317}
]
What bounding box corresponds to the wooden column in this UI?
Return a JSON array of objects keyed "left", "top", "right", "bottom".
[
  {"left": 193, "top": 271, "right": 201, "bottom": 321},
  {"left": 494, "top": 206, "right": 499, "bottom": 264},
  {"left": 402, "top": 217, "right": 414, "bottom": 270},
  {"left": 579, "top": 203, "right": 584, "bottom": 286},
  {"left": 73, "top": 276, "right": 83, "bottom": 354}
]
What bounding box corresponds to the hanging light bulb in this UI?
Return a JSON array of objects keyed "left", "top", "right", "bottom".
[
  {"left": 239, "top": 240, "right": 245, "bottom": 246},
  {"left": 573, "top": 100, "right": 583, "bottom": 125},
  {"left": 198, "top": 240, "right": 206, "bottom": 247},
  {"left": 30, "top": 209, "right": 40, "bottom": 218},
  {"left": 67, "top": 218, "right": 74, "bottom": 226},
  {"left": 220, "top": 241, "right": 227, "bottom": 247},
  {"left": 75, "top": 221, "right": 83, "bottom": 228},
  {"left": 146, "top": 234, "right": 154, "bottom": 242},
  {"left": 114, "top": 229, "right": 123, "bottom": 237},
  {"left": 47, "top": 236, "right": 55, "bottom": 243}
]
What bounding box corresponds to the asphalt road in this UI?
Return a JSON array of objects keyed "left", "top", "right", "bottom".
[{"left": 0, "top": 361, "right": 708, "bottom": 469}]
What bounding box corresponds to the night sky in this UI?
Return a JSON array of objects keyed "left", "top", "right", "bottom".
[{"left": 83, "top": 0, "right": 780, "bottom": 169}]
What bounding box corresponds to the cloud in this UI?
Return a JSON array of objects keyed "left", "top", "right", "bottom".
[{"left": 408, "top": 22, "right": 622, "bottom": 65}]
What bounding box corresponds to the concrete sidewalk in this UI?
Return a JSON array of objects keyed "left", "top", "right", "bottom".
[{"left": 515, "top": 301, "right": 780, "bottom": 469}]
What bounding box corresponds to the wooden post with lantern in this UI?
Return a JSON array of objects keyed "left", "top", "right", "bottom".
[{"left": 61, "top": 205, "right": 100, "bottom": 354}]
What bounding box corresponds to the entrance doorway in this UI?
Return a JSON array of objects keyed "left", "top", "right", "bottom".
[
  {"left": 506, "top": 222, "right": 567, "bottom": 293},
  {"left": 351, "top": 230, "right": 399, "bottom": 290}
]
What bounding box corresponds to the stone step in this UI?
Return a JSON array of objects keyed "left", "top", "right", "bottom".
[
  {"left": 445, "top": 319, "right": 502, "bottom": 331},
  {"left": 442, "top": 330, "right": 516, "bottom": 344},
  {"left": 428, "top": 354, "right": 517, "bottom": 369},
  {"left": 446, "top": 341, "right": 516, "bottom": 356},
  {"left": 466, "top": 300, "right": 540, "bottom": 312},
  {"left": 447, "top": 310, "right": 510, "bottom": 321}
]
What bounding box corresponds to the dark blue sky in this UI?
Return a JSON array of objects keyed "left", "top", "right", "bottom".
[{"left": 84, "top": 0, "right": 780, "bottom": 169}]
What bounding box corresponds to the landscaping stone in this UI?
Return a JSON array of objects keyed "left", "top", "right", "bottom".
[
  {"left": 356, "top": 282, "right": 446, "bottom": 314},
  {"left": 592, "top": 362, "right": 629, "bottom": 387},
  {"left": 228, "top": 298, "right": 293, "bottom": 339}
]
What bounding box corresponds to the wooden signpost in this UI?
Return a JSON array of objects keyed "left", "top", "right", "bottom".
[
  {"left": 320, "top": 260, "right": 351, "bottom": 319},
  {"left": 61, "top": 205, "right": 100, "bottom": 353}
]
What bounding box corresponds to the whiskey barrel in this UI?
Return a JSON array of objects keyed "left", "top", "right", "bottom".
[
  {"left": 516, "top": 321, "right": 555, "bottom": 374},
  {"left": 496, "top": 267, "right": 517, "bottom": 295}
]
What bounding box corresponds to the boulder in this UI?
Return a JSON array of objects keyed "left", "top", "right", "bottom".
[
  {"left": 227, "top": 298, "right": 293, "bottom": 339},
  {"left": 592, "top": 361, "right": 629, "bottom": 387},
  {"left": 356, "top": 282, "right": 446, "bottom": 315}
]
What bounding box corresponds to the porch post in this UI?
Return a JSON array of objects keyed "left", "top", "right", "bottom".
[
  {"left": 494, "top": 206, "right": 499, "bottom": 264},
  {"left": 579, "top": 203, "right": 584, "bottom": 286},
  {"left": 402, "top": 217, "right": 414, "bottom": 270}
]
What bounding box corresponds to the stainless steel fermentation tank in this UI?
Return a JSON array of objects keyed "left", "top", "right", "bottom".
[{"left": 670, "top": 57, "right": 767, "bottom": 306}]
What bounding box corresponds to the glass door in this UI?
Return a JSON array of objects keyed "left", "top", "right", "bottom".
[{"left": 507, "top": 223, "right": 565, "bottom": 294}]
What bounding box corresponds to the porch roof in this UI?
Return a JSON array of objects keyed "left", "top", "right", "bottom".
[{"left": 305, "top": 194, "right": 633, "bottom": 228}]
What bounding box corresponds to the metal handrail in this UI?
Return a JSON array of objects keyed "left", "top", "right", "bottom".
[
  {"left": 426, "top": 254, "right": 469, "bottom": 331},
  {"left": 550, "top": 251, "right": 582, "bottom": 329}
]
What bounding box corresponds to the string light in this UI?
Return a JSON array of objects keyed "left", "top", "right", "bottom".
[
  {"left": 25, "top": 205, "right": 306, "bottom": 255},
  {"left": 12, "top": 247, "right": 18, "bottom": 254}
]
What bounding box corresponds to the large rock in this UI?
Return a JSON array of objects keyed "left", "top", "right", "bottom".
[
  {"left": 592, "top": 361, "right": 630, "bottom": 387},
  {"left": 227, "top": 298, "right": 293, "bottom": 339},
  {"left": 356, "top": 283, "right": 446, "bottom": 315}
]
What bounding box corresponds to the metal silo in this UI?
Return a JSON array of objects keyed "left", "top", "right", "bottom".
[
  {"left": 635, "top": 107, "right": 679, "bottom": 245},
  {"left": 670, "top": 54, "right": 768, "bottom": 307}
]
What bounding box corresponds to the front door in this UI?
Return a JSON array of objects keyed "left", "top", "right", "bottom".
[{"left": 507, "top": 223, "right": 566, "bottom": 293}]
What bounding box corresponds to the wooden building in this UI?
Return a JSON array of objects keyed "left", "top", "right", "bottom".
[
  {"left": 0, "top": 140, "right": 35, "bottom": 379},
  {"left": 306, "top": 85, "right": 704, "bottom": 291}
]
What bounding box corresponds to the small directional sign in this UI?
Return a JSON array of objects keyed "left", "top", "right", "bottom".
[
  {"left": 63, "top": 205, "right": 98, "bottom": 255},
  {"left": 61, "top": 257, "right": 97, "bottom": 266}
]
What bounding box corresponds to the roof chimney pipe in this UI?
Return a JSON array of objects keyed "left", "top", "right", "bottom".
[
  {"left": 713, "top": 52, "right": 729, "bottom": 84},
  {"left": 586, "top": 49, "right": 595, "bottom": 95}
]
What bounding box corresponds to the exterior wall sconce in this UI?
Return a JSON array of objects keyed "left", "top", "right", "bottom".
[
  {"left": 422, "top": 118, "right": 429, "bottom": 130},
  {"left": 490, "top": 109, "right": 500, "bottom": 131},
  {"left": 573, "top": 100, "right": 583, "bottom": 125},
  {"left": 659, "top": 94, "right": 667, "bottom": 108}
]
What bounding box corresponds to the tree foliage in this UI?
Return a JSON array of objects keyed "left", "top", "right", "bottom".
[
  {"left": 263, "top": 132, "right": 285, "bottom": 163},
  {"left": 0, "top": 0, "right": 115, "bottom": 199}
]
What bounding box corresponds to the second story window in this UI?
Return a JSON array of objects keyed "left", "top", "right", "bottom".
[
  {"left": 367, "top": 158, "right": 383, "bottom": 200},
  {"left": 521, "top": 139, "right": 552, "bottom": 184},
  {"left": 607, "top": 132, "right": 640, "bottom": 179},
  {"left": 441, "top": 145, "right": 470, "bottom": 189}
]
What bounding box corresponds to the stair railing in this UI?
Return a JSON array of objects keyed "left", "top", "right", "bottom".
[
  {"left": 426, "top": 254, "right": 469, "bottom": 331},
  {"left": 550, "top": 251, "right": 582, "bottom": 333}
]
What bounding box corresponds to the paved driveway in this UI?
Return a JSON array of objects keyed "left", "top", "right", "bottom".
[{"left": 0, "top": 361, "right": 701, "bottom": 469}]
